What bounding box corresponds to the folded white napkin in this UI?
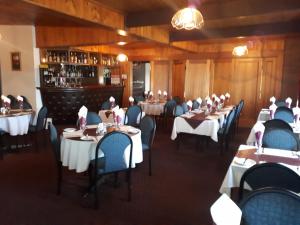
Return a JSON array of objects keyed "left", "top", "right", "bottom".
[
  {"left": 215, "top": 96, "right": 220, "bottom": 103},
  {"left": 78, "top": 105, "right": 88, "bottom": 118},
  {"left": 149, "top": 91, "right": 153, "bottom": 96},
  {"left": 286, "top": 97, "right": 292, "bottom": 108},
  {"left": 129, "top": 96, "right": 134, "bottom": 102},
  {"left": 210, "top": 194, "right": 241, "bottom": 225},
  {"left": 109, "top": 96, "right": 115, "bottom": 102},
  {"left": 253, "top": 121, "right": 265, "bottom": 146},
  {"left": 196, "top": 97, "right": 202, "bottom": 105},
  {"left": 187, "top": 100, "right": 192, "bottom": 109},
  {"left": 157, "top": 90, "right": 161, "bottom": 95},
  {"left": 225, "top": 93, "right": 230, "bottom": 99},
  {"left": 144, "top": 90, "right": 148, "bottom": 95},
  {"left": 270, "top": 96, "right": 276, "bottom": 104},
  {"left": 207, "top": 99, "right": 213, "bottom": 107},
  {"left": 269, "top": 103, "right": 277, "bottom": 117},
  {"left": 1, "top": 95, "right": 11, "bottom": 104},
  {"left": 17, "top": 95, "right": 23, "bottom": 101},
  {"left": 163, "top": 91, "right": 167, "bottom": 96},
  {"left": 63, "top": 129, "right": 83, "bottom": 138},
  {"left": 220, "top": 95, "right": 225, "bottom": 102}
]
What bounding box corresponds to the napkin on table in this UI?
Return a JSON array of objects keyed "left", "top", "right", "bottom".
[
  {"left": 210, "top": 193, "right": 241, "bottom": 225},
  {"left": 270, "top": 96, "right": 276, "bottom": 104},
  {"left": 269, "top": 103, "right": 277, "bottom": 119},
  {"left": 109, "top": 96, "right": 115, "bottom": 102},
  {"left": 186, "top": 100, "right": 192, "bottom": 111},
  {"left": 129, "top": 96, "right": 134, "bottom": 105},
  {"left": 17, "top": 96, "right": 23, "bottom": 102},
  {"left": 163, "top": 91, "right": 167, "bottom": 96},
  {"left": 253, "top": 121, "right": 265, "bottom": 146},
  {"left": 225, "top": 93, "right": 230, "bottom": 99},
  {"left": 285, "top": 97, "right": 292, "bottom": 108}
]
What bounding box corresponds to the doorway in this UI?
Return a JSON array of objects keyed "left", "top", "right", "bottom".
[{"left": 132, "top": 61, "right": 150, "bottom": 97}]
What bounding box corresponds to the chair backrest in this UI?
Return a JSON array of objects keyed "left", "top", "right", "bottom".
[
  {"left": 223, "top": 108, "right": 236, "bottom": 134},
  {"left": 134, "top": 96, "right": 145, "bottom": 104},
  {"left": 239, "top": 163, "right": 300, "bottom": 201},
  {"left": 262, "top": 128, "right": 299, "bottom": 150},
  {"left": 164, "top": 99, "right": 177, "bottom": 117},
  {"left": 239, "top": 188, "right": 300, "bottom": 225},
  {"left": 140, "top": 115, "right": 156, "bottom": 149},
  {"left": 95, "top": 131, "right": 133, "bottom": 174},
  {"left": 7, "top": 95, "right": 18, "bottom": 109},
  {"left": 236, "top": 99, "right": 244, "bottom": 117},
  {"left": 192, "top": 100, "right": 200, "bottom": 110},
  {"left": 275, "top": 100, "right": 287, "bottom": 107},
  {"left": 172, "top": 96, "right": 181, "bottom": 105},
  {"left": 263, "top": 119, "right": 293, "bottom": 132},
  {"left": 181, "top": 102, "right": 188, "bottom": 113},
  {"left": 48, "top": 122, "right": 61, "bottom": 163},
  {"left": 36, "top": 106, "right": 48, "bottom": 131},
  {"left": 101, "top": 100, "right": 110, "bottom": 110},
  {"left": 274, "top": 106, "right": 294, "bottom": 123},
  {"left": 125, "top": 105, "right": 142, "bottom": 127},
  {"left": 86, "top": 112, "right": 102, "bottom": 125},
  {"left": 21, "top": 95, "right": 32, "bottom": 109},
  {"left": 175, "top": 105, "right": 184, "bottom": 116}
]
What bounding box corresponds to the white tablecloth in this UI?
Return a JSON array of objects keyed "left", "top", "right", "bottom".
[
  {"left": 0, "top": 112, "right": 32, "bottom": 136},
  {"left": 219, "top": 145, "right": 300, "bottom": 196},
  {"left": 138, "top": 101, "right": 165, "bottom": 116},
  {"left": 257, "top": 109, "right": 270, "bottom": 122},
  {"left": 60, "top": 125, "right": 143, "bottom": 173},
  {"left": 171, "top": 114, "right": 222, "bottom": 142}
]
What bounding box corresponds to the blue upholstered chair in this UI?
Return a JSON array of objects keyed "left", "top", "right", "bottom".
[
  {"left": 175, "top": 105, "right": 184, "bottom": 116},
  {"left": 101, "top": 100, "right": 110, "bottom": 110},
  {"left": 48, "top": 122, "right": 62, "bottom": 195},
  {"left": 162, "top": 99, "right": 177, "bottom": 128},
  {"left": 89, "top": 131, "right": 133, "bottom": 208},
  {"left": 238, "top": 163, "right": 300, "bottom": 201},
  {"left": 125, "top": 105, "right": 142, "bottom": 127},
  {"left": 275, "top": 100, "right": 286, "bottom": 107},
  {"left": 140, "top": 115, "right": 156, "bottom": 176},
  {"left": 192, "top": 100, "right": 200, "bottom": 110},
  {"left": 234, "top": 99, "right": 244, "bottom": 131},
  {"left": 29, "top": 106, "right": 48, "bottom": 150},
  {"left": 217, "top": 108, "right": 236, "bottom": 153},
  {"left": 21, "top": 95, "right": 32, "bottom": 109},
  {"left": 263, "top": 119, "right": 292, "bottom": 132},
  {"left": 134, "top": 95, "right": 145, "bottom": 104},
  {"left": 239, "top": 188, "right": 300, "bottom": 225},
  {"left": 172, "top": 96, "right": 181, "bottom": 105},
  {"left": 7, "top": 95, "right": 18, "bottom": 109},
  {"left": 86, "top": 112, "right": 102, "bottom": 125},
  {"left": 262, "top": 128, "right": 299, "bottom": 150},
  {"left": 181, "top": 102, "right": 188, "bottom": 113},
  {"left": 274, "top": 106, "right": 294, "bottom": 123}
]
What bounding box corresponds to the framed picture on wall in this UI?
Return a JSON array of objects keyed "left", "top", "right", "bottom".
[{"left": 11, "top": 52, "right": 21, "bottom": 71}]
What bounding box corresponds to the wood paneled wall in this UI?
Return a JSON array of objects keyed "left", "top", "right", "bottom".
[{"left": 150, "top": 61, "right": 171, "bottom": 97}]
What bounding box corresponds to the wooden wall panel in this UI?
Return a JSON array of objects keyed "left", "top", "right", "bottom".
[
  {"left": 185, "top": 60, "right": 210, "bottom": 100},
  {"left": 172, "top": 60, "right": 185, "bottom": 101},
  {"left": 231, "top": 58, "right": 261, "bottom": 126},
  {"left": 212, "top": 59, "right": 232, "bottom": 95},
  {"left": 150, "top": 61, "right": 170, "bottom": 96}
]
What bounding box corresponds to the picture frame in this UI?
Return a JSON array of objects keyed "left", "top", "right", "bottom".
[{"left": 11, "top": 52, "right": 21, "bottom": 71}]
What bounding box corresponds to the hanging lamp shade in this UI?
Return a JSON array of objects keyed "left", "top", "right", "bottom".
[{"left": 171, "top": 7, "right": 204, "bottom": 30}]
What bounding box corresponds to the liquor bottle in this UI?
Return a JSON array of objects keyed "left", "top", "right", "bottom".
[
  {"left": 48, "top": 52, "right": 53, "bottom": 62},
  {"left": 74, "top": 53, "right": 78, "bottom": 63},
  {"left": 70, "top": 52, "right": 74, "bottom": 63},
  {"left": 84, "top": 54, "right": 87, "bottom": 64}
]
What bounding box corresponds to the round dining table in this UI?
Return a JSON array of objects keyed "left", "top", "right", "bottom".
[
  {"left": 0, "top": 109, "right": 33, "bottom": 136},
  {"left": 60, "top": 124, "right": 143, "bottom": 173}
]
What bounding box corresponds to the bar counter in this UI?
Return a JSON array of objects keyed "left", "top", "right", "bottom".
[{"left": 38, "top": 85, "right": 124, "bottom": 124}]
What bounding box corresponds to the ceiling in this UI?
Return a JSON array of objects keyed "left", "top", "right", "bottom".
[{"left": 1, "top": 0, "right": 300, "bottom": 50}]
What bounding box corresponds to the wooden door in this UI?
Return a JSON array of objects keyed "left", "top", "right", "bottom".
[
  {"left": 231, "top": 58, "right": 261, "bottom": 126},
  {"left": 172, "top": 60, "right": 185, "bottom": 101}
]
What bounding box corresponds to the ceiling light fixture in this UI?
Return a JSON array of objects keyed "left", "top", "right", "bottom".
[
  {"left": 232, "top": 45, "right": 248, "bottom": 57},
  {"left": 117, "top": 41, "right": 127, "bottom": 46},
  {"left": 117, "top": 29, "right": 127, "bottom": 36},
  {"left": 116, "top": 53, "right": 128, "bottom": 62},
  {"left": 171, "top": 7, "right": 204, "bottom": 30}
]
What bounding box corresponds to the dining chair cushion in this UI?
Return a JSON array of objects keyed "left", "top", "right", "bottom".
[
  {"left": 175, "top": 105, "right": 184, "bottom": 116},
  {"left": 262, "top": 128, "right": 299, "bottom": 150},
  {"left": 125, "top": 105, "right": 142, "bottom": 127},
  {"left": 86, "top": 112, "right": 102, "bottom": 125},
  {"left": 274, "top": 106, "right": 294, "bottom": 123}
]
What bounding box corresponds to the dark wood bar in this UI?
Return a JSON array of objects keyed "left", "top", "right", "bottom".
[{"left": 38, "top": 85, "right": 124, "bottom": 124}]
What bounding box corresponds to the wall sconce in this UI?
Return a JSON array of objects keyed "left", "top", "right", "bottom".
[{"left": 232, "top": 45, "right": 248, "bottom": 57}]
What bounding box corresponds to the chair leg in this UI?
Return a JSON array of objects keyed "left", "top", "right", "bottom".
[{"left": 148, "top": 148, "right": 152, "bottom": 176}]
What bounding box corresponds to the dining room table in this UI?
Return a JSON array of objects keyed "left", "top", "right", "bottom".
[
  {"left": 219, "top": 144, "right": 300, "bottom": 197},
  {"left": 171, "top": 106, "right": 233, "bottom": 142},
  {"left": 60, "top": 124, "right": 143, "bottom": 173},
  {"left": 138, "top": 100, "right": 166, "bottom": 116},
  {"left": 0, "top": 109, "right": 34, "bottom": 136}
]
